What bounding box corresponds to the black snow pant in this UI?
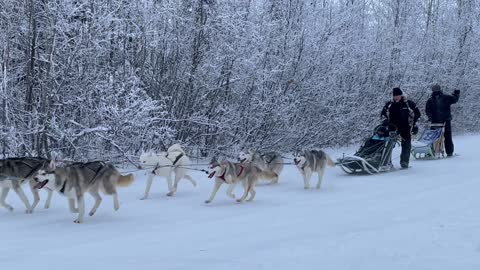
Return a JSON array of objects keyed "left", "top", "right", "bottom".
[
  {"left": 400, "top": 129, "right": 412, "bottom": 168},
  {"left": 444, "top": 120, "right": 454, "bottom": 156}
]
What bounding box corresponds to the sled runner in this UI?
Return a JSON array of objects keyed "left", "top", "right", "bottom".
[
  {"left": 411, "top": 123, "right": 445, "bottom": 159},
  {"left": 337, "top": 123, "right": 399, "bottom": 175}
]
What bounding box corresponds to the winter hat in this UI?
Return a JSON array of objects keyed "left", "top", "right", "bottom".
[
  {"left": 392, "top": 87, "right": 403, "bottom": 96},
  {"left": 431, "top": 84, "right": 441, "bottom": 92}
]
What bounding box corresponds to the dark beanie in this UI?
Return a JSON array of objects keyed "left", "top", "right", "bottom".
[
  {"left": 392, "top": 87, "right": 403, "bottom": 96},
  {"left": 431, "top": 84, "right": 441, "bottom": 92}
]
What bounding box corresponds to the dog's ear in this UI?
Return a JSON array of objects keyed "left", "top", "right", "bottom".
[
  {"left": 47, "top": 160, "right": 56, "bottom": 171},
  {"left": 49, "top": 152, "right": 57, "bottom": 162},
  {"left": 176, "top": 144, "right": 185, "bottom": 154}
]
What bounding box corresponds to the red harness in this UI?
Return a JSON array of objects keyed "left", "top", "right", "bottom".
[
  {"left": 237, "top": 165, "right": 244, "bottom": 177},
  {"left": 218, "top": 170, "right": 226, "bottom": 182},
  {"left": 216, "top": 165, "right": 244, "bottom": 182}
]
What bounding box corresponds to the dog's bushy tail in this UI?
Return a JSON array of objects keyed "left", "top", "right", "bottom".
[
  {"left": 117, "top": 174, "right": 135, "bottom": 187},
  {"left": 326, "top": 154, "right": 336, "bottom": 168}
]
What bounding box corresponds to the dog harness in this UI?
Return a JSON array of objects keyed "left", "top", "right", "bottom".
[
  {"left": 172, "top": 153, "right": 184, "bottom": 166},
  {"left": 261, "top": 153, "right": 276, "bottom": 165},
  {"left": 217, "top": 165, "right": 244, "bottom": 182},
  {"left": 166, "top": 152, "right": 184, "bottom": 166},
  {"left": 68, "top": 161, "right": 106, "bottom": 184},
  {"left": 59, "top": 179, "right": 68, "bottom": 194},
  {"left": 218, "top": 169, "right": 227, "bottom": 182},
  {"left": 24, "top": 162, "right": 46, "bottom": 179},
  {"left": 237, "top": 165, "right": 244, "bottom": 177},
  {"left": 9, "top": 158, "right": 49, "bottom": 179}
]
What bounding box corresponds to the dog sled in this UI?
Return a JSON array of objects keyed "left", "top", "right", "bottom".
[
  {"left": 411, "top": 123, "right": 445, "bottom": 159},
  {"left": 337, "top": 123, "right": 399, "bottom": 175}
]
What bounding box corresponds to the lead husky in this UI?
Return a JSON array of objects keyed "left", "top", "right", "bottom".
[
  {"left": 33, "top": 161, "right": 134, "bottom": 223},
  {"left": 0, "top": 157, "right": 54, "bottom": 213},
  {"left": 238, "top": 150, "right": 283, "bottom": 184},
  {"left": 293, "top": 150, "right": 335, "bottom": 189},
  {"left": 139, "top": 144, "right": 196, "bottom": 199},
  {"left": 205, "top": 159, "right": 276, "bottom": 204}
]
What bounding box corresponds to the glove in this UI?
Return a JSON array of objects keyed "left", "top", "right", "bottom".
[
  {"left": 454, "top": 89, "right": 460, "bottom": 95},
  {"left": 411, "top": 125, "right": 419, "bottom": 135}
]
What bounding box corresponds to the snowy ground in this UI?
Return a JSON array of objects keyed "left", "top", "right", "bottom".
[{"left": 1, "top": 135, "right": 480, "bottom": 270}]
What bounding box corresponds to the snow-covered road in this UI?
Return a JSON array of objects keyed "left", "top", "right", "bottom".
[{"left": 1, "top": 135, "right": 479, "bottom": 270}]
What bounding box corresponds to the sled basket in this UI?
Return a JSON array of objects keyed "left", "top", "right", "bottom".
[
  {"left": 337, "top": 124, "right": 399, "bottom": 175},
  {"left": 411, "top": 123, "right": 445, "bottom": 159}
]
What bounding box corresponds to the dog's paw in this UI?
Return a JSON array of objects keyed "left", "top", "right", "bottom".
[
  {"left": 88, "top": 211, "right": 95, "bottom": 216},
  {"left": 25, "top": 208, "right": 34, "bottom": 214},
  {"left": 140, "top": 196, "right": 148, "bottom": 200},
  {"left": 4, "top": 205, "right": 14, "bottom": 212},
  {"left": 192, "top": 181, "right": 197, "bottom": 187},
  {"left": 73, "top": 219, "right": 83, "bottom": 224},
  {"left": 204, "top": 200, "right": 211, "bottom": 204},
  {"left": 236, "top": 199, "right": 244, "bottom": 203},
  {"left": 166, "top": 191, "right": 175, "bottom": 197},
  {"left": 304, "top": 186, "right": 310, "bottom": 190}
]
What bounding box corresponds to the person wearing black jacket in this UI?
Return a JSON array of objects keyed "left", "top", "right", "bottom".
[
  {"left": 426, "top": 84, "right": 460, "bottom": 157},
  {"left": 381, "top": 88, "right": 421, "bottom": 169}
]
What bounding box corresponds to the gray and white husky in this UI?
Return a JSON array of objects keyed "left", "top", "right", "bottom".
[
  {"left": 0, "top": 157, "right": 54, "bottom": 213},
  {"left": 293, "top": 150, "right": 335, "bottom": 189},
  {"left": 33, "top": 161, "right": 134, "bottom": 223},
  {"left": 205, "top": 159, "right": 276, "bottom": 204},
  {"left": 238, "top": 150, "right": 283, "bottom": 184}
]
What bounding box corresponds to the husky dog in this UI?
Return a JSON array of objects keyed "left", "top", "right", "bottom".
[
  {"left": 293, "top": 150, "right": 335, "bottom": 189},
  {"left": 139, "top": 144, "right": 196, "bottom": 199},
  {"left": 33, "top": 161, "right": 134, "bottom": 223},
  {"left": 205, "top": 159, "right": 276, "bottom": 204},
  {"left": 238, "top": 150, "right": 283, "bottom": 184},
  {"left": 0, "top": 157, "right": 54, "bottom": 213}
]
